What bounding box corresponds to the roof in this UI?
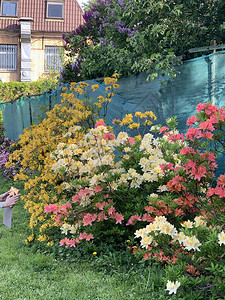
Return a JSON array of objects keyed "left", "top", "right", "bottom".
[{"left": 0, "top": 0, "right": 84, "bottom": 33}]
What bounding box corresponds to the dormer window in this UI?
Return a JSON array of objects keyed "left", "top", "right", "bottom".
[
  {"left": 46, "top": 1, "right": 64, "bottom": 19},
  {"left": 1, "top": 0, "right": 18, "bottom": 16}
]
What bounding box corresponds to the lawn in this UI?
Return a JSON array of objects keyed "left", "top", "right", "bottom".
[{"left": 0, "top": 177, "right": 170, "bottom": 300}]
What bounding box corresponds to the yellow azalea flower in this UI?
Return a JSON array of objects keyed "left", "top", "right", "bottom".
[
  {"left": 135, "top": 135, "right": 142, "bottom": 141},
  {"left": 107, "top": 93, "right": 114, "bottom": 97},
  {"left": 112, "top": 73, "right": 120, "bottom": 78},
  {"left": 113, "top": 83, "right": 119, "bottom": 88},
  {"left": 37, "top": 234, "right": 48, "bottom": 242},
  {"left": 91, "top": 84, "right": 99, "bottom": 91},
  {"left": 79, "top": 82, "right": 89, "bottom": 87},
  {"left": 47, "top": 241, "right": 54, "bottom": 246},
  {"left": 129, "top": 122, "right": 140, "bottom": 129},
  {"left": 93, "top": 252, "right": 97, "bottom": 255}
]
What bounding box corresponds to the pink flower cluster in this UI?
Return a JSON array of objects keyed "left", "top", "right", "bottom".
[
  {"left": 186, "top": 103, "right": 225, "bottom": 141},
  {"left": 59, "top": 232, "right": 94, "bottom": 248},
  {"left": 82, "top": 199, "right": 124, "bottom": 226},
  {"left": 207, "top": 174, "right": 225, "bottom": 199},
  {"left": 44, "top": 202, "right": 72, "bottom": 224},
  {"left": 95, "top": 120, "right": 106, "bottom": 128}
]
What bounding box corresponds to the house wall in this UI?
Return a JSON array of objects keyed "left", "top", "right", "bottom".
[
  {"left": 31, "top": 33, "right": 64, "bottom": 81},
  {"left": 0, "top": 31, "right": 64, "bottom": 82},
  {"left": 0, "top": 30, "right": 21, "bottom": 82}
]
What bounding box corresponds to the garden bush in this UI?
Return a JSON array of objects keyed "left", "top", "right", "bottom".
[
  {"left": 7, "top": 75, "right": 119, "bottom": 246},
  {"left": 61, "top": 0, "right": 225, "bottom": 82},
  {"left": 0, "top": 75, "right": 59, "bottom": 103},
  {"left": 6, "top": 76, "right": 225, "bottom": 296},
  {"left": 134, "top": 103, "right": 225, "bottom": 297}
]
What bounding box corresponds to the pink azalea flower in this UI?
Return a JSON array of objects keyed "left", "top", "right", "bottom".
[
  {"left": 180, "top": 147, "right": 196, "bottom": 155},
  {"left": 214, "top": 186, "right": 225, "bottom": 198},
  {"left": 200, "top": 131, "right": 213, "bottom": 140},
  {"left": 72, "top": 194, "right": 80, "bottom": 203},
  {"left": 205, "top": 104, "right": 218, "bottom": 116},
  {"left": 103, "top": 133, "right": 115, "bottom": 140},
  {"left": 97, "top": 211, "right": 108, "bottom": 222},
  {"left": 85, "top": 233, "right": 94, "bottom": 241},
  {"left": 159, "top": 126, "right": 169, "bottom": 134},
  {"left": 95, "top": 121, "right": 106, "bottom": 128},
  {"left": 95, "top": 201, "right": 106, "bottom": 210},
  {"left": 44, "top": 204, "right": 59, "bottom": 214},
  {"left": 218, "top": 175, "right": 225, "bottom": 185},
  {"left": 59, "top": 238, "right": 70, "bottom": 247},
  {"left": 111, "top": 212, "right": 124, "bottom": 224},
  {"left": 93, "top": 185, "right": 103, "bottom": 193},
  {"left": 141, "top": 214, "right": 154, "bottom": 222},
  {"left": 126, "top": 215, "right": 141, "bottom": 225},
  {"left": 196, "top": 103, "right": 206, "bottom": 112},
  {"left": 199, "top": 119, "right": 215, "bottom": 131},
  {"left": 108, "top": 206, "right": 115, "bottom": 215},
  {"left": 192, "top": 165, "right": 207, "bottom": 181},
  {"left": 79, "top": 189, "right": 91, "bottom": 197},
  {"left": 185, "top": 127, "right": 202, "bottom": 141},
  {"left": 112, "top": 118, "right": 121, "bottom": 125},
  {"left": 79, "top": 232, "right": 94, "bottom": 241},
  {"left": 187, "top": 115, "right": 198, "bottom": 126},
  {"left": 61, "top": 202, "right": 72, "bottom": 214},
  {"left": 160, "top": 163, "right": 174, "bottom": 172},
  {"left": 82, "top": 213, "right": 97, "bottom": 226},
  {"left": 128, "top": 137, "right": 135, "bottom": 145},
  {"left": 167, "top": 133, "right": 185, "bottom": 143}
]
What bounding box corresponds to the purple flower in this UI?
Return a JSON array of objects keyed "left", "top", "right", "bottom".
[{"left": 117, "top": 0, "right": 125, "bottom": 6}]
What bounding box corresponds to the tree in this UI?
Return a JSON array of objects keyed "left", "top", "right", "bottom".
[{"left": 61, "top": 0, "right": 225, "bottom": 82}]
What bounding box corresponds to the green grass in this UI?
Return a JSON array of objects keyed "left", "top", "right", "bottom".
[{"left": 0, "top": 177, "right": 169, "bottom": 300}]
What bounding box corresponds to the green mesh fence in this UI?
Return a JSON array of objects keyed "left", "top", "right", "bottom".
[{"left": 0, "top": 51, "right": 225, "bottom": 173}]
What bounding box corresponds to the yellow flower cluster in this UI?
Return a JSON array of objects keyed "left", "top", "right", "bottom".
[
  {"left": 7, "top": 79, "right": 116, "bottom": 244},
  {"left": 120, "top": 111, "right": 157, "bottom": 134}
]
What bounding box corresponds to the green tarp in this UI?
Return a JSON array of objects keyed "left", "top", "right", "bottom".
[{"left": 1, "top": 50, "right": 225, "bottom": 148}]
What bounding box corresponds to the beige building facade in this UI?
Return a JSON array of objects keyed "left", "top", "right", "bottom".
[{"left": 0, "top": 0, "right": 84, "bottom": 82}]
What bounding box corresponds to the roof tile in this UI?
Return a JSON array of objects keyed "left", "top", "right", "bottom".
[{"left": 0, "top": 0, "right": 84, "bottom": 32}]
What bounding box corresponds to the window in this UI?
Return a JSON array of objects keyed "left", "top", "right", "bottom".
[
  {"left": 46, "top": 1, "right": 63, "bottom": 18},
  {"left": 0, "top": 45, "right": 17, "bottom": 70},
  {"left": 1, "top": 1, "right": 18, "bottom": 16},
  {"left": 45, "top": 46, "right": 63, "bottom": 72}
]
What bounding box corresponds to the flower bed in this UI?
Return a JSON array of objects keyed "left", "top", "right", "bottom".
[{"left": 5, "top": 77, "right": 225, "bottom": 297}]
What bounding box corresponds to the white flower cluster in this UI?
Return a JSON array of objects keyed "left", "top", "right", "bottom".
[
  {"left": 51, "top": 125, "right": 167, "bottom": 193},
  {"left": 166, "top": 280, "right": 180, "bottom": 294},
  {"left": 218, "top": 231, "right": 225, "bottom": 246},
  {"left": 135, "top": 216, "right": 202, "bottom": 252},
  {"left": 60, "top": 223, "right": 80, "bottom": 235}
]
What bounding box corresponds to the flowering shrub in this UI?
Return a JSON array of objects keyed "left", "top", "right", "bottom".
[
  {"left": 43, "top": 111, "right": 169, "bottom": 248},
  {"left": 134, "top": 102, "right": 225, "bottom": 297},
  {"left": 7, "top": 93, "right": 225, "bottom": 296},
  {"left": 61, "top": 0, "right": 225, "bottom": 82},
  {"left": 135, "top": 215, "right": 225, "bottom": 297},
  {"left": 7, "top": 76, "right": 119, "bottom": 245}
]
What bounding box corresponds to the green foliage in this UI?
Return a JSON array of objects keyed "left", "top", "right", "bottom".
[
  {"left": 61, "top": 0, "right": 225, "bottom": 82},
  {"left": 0, "top": 76, "right": 59, "bottom": 103}
]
